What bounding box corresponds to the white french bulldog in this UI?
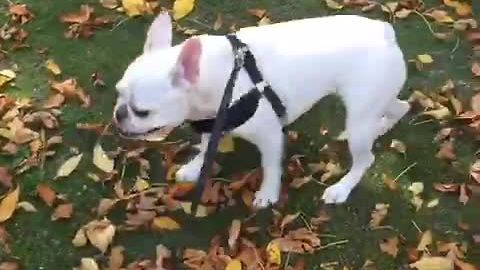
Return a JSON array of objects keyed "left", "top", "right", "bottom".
[{"left": 113, "top": 12, "right": 410, "bottom": 208}]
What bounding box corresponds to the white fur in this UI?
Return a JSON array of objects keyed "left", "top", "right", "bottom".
[{"left": 114, "top": 12, "right": 410, "bottom": 208}]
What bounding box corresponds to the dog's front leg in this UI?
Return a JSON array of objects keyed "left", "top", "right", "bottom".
[
  {"left": 236, "top": 119, "right": 284, "bottom": 208},
  {"left": 176, "top": 133, "right": 210, "bottom": 182}
]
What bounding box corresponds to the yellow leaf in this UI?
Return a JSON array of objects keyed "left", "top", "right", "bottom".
[
  {"left": 409, "top": 256, "right": 454, "bottom": 270},
  {"left": 426, "top": 198, "right": 439, "bottom": 208},
  {"left": 409, "top": 182, "right": 424, "bottom": 196},
  {"left": 325, "top": 0, "right": 343, "bottom": 10},
  {"left": 218, "top": 135, "right": 235, "bottom": 153},
  {"left": 225, "top": 259, "right": 242, "bottom": 270},
  {"left": 417, "top": 230, "right": 433, "bottom": 251},
  {"left": 421, "top": 106, "right": 452, "bottom": 120},
  {"left": 55, "top": 153, "right": 83, "bottom": 179},
  {"left": 172, "top": 0, "right": 195, "bottom": 20},
  {"left": 0, "top": 185, "right": 20, "bottom": 222},
  {"left": 45, "top": 59, "right": 62, "bottom": 75},
  {"left": 121, "top": 0, "right": 153, "bottom": 17},
  {"left": 93, "top": 143, "right": 114, "bottom": 173},
  {"left": 454, "top": 3, "right": 472, "bottom": 16},
  {"left": 79, "top": 258, "right": 100, "bottom": 270},
  {"left": 417, "top": 54, "right": 434, "bottom": 64},
  {"left": 266, "top": 241, "right": 281, "bottom": 265},
  {"left": 390, "top": 139, "right": 407, "bottom": 154},
  {"left": 0, "top": 69, "right": 16, "bottom": 88},
  {"left": 72, "top": 227, "right": 88, "bottom": 247},
  {"left": 134, "top": 178, "right": 150, "bottom": 192},
  {"left": 152, "top": 216, "right": 181, "bottom": 231}
]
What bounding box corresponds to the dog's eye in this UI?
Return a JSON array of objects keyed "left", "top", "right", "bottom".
[{"left": 133, "top": 108, "right": 150, "bottom": 118}]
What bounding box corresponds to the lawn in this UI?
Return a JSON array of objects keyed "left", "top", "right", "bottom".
[{"left": 0, "top": 0, "right": 479, "bottom": 269}]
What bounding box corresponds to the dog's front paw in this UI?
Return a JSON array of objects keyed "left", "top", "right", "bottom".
[
  {"left": 322, "top": 183, "right": 352, "bottom": 204},
  {"left": 175, "top": 163, "right": 201, "bottom": 182},
  {"left": 253, "top": 189, "right": 279, "bottom": 208}
]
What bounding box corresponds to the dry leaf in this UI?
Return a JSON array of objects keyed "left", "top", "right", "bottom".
[
  {"left": 247, "top": 9, "right": 266, "bottom": 18},
  {"left": 472, "top": 62, "right": 480, "bottom": 77},
  {"left": 100, "top": 0, "right": 119, "bottom": 9},
  {"left": 325, "top": 0, "right": 344, "bottom": 10},
  {"left": 152, "top": 216, "right": 181, "bottom": 231},
  {"left": 459, "top": 184, "right": 469, "bottom": 205},
  {"left": 155, "top": 244, "right": 171, "bottom": 268},
  {"left": 85, "top": 219, "right": 116, "bottom": 253},
  {"left": 228, "top": 219, "right": 241, "bottom": 249},
  {"left": 409, "top": 256, "right": 454, "bottom": 270},
  {"left": 0, "top": 185, "right": 19, "bottom": 222},
  {"left": 213, "top": 13, "right": 223, "bottom": 31},
  {"left": 109, "top": 245, "right": 124, "bottom": 270},
  {"left": 257, "top": 16, "right": 271, "bottom": 26},
  {"left": 380, "top": 236, "right": 399, "bottom": 257},
  {"left": 0, "top": 70, "right": 16, "bottom": 88},
  {"left": 121, "top": 0, "right": 155, "bottom": 17},
  {"left": 60, "top": 5, "right": 93, "bottom": 24},
  {"left": 0, "top": 167, "right": 13, "bottom": 188},
  {"left": 97, "top": 198, "right": 117, "bottom": 216},
  {"left": 0, "top": 262, "right": 19, "bottom": 270},
  {"left": 436, "top": 140, "right": 456, "bottom": 161},
  {"left": 79, "top": 258, "right": 99, "bottom": 270},
  {"left": 36, "top": 183, "right": 56, "bottom": 206},
  {"left": 422, "top": 106, "right": 452, "bottom": 120},
  {"left": 428, "top": 10, "right": 454, "bottom": 24},
  {"left": 390, "top": 139, "right": 407, "bottom": 154},
  {"left": 16, "top": 201, "right": 37, "bottom": 212},
  {"left": 426, "top": 198, "right": 439, "bottom": 208},
  {"left": 93, "top": 143, "right": 114, "bottom": 173},
  {"left": 417, "top": 230, "right": 432, "bottom": 251},
  {"left": 383, "top": 174, "right": 398, "bottom": 191},
  {"left": 45, "top": 59, "right": 62, "bottom": 75},
  {"left": 409, "top": 91, "right": 435, "bottom": 109},
  {"left": 51, "top": 203, "right": 73, "bottom": 220},
  {"left": 320, "top": 161, "right": 344, "bottom": 182},
  {"left": 471, "top": 93, "right": 480, "bottom": 114},
  {"left": 218, "top": 135, "right": 234, "bottom": 153},
  {"left": 290, "top": 176, "right": 311, "bottom": 189},
  {"left": 55, "top": 153, "right": 83, "bottom": 179},
  {"left": 433, "top": 183, "right": 459, "bottom": 193},
  {"left": 470, "top": 160, "right": 480, "bottom": 184},
  {"left": 266, "top": 241, "right": 281, "bottom": 265},
  {"left": 369, "top": 203, "right": 389, "bottom": 228},
  {"left": 44, "top": 94, "right": 65, "bottom": 109},
  {"left": 409, "top": 182, "right": 424, "bottom": 196},
  {"left": 72, "top": 227, "right": 87, "bottom": 247},
  {"left": 280, "top": 212, "right": 300, "bottom": 231},
  {"left": 172, "top": 0, "right": 195, "bottom": 20},
  {"left": 225, "top": 259, "right": 242, "bottom": 270}
]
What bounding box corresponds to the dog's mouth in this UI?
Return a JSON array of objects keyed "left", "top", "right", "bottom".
[{"left": 117, "top": 126, "right": 174, "bottom": 141}]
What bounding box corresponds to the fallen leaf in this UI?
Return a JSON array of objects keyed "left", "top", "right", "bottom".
[
  {"left": 0, "top": 186, "right": 19, "bottom": 222},
  {"left": 72, "top": 227, "right": 87, "bottom": 247},
  {"left": 172, "top": 0, "right": 195, "bottom": 20},
  {"left": 45, "top": 59, "right": 62, "bottom": 75},
  {"left": 97, "top": 198, "right": 117, "bottom": 216},
  {"left": 436, "top": 140, "right": 456, "bottom": 161},
  {"left": 36, "top": 183, "right": 56, "bottom": 206},
  {"left": 380, "top": 236, "right": 399, "bottom": 257},
  {"left": 473, "top": 235, "right": 480, "bottom": 245},
  {"left": 409, "top": 91, "right": 435, "bottom": 109},
  {"left": 9, "top": 4, "right": 33, "bottom": 24},
  {"left": 266, "top": 241, "right": 281, "bottom": 265},
  {"left": 421, "top": 106, "right": 452, "bottom": 120},
  {"left": 55, "top": 153, "right": 83, "bottom": 179},
  {"left": 93, "top": 143, "right": 114, "bottom": 173},
  {"left": 79, "top": 258, "right": 99, "bottom": 270},
  {"left": 470, "top": 160, "right": 480, "bottom": 184},
  {"left": 0, "top": 167, "right": 13, "bottom": 188},
  {"left": 228, "top": 219, "right": 241, "bottom": 249},
  {"left": 100, "top": 0, "right": 119, "bottom": 9},
  {"left": 417, "top": 54, "right": 434, "bottom": 64},
  {"left": 472, "top": 62, "right": 480, "bottom": 77},
  {"left": 257, "top": 16, "right": 271, "bottom": 26},
  {"left": 218, "top": 135, "right": 234, "bottom": 153},
  {"left": 247, "top": 9, "right": 267, "bottom": 18},
  {"left": 0, "top": 262, "right": 19, "bottom": 270},
  {"left": 383, "top": 174, "right": 398, "bottom": 191},
  {"left": 121, "top": 0, "right": 155, "bottom": 17},
  {"left": 428, "top": 10, "right": 454, "bottom": 23},
  {"left": 325, "top": 0, "right": 344, "bottom": 9},
  {"left": 320, "top": 161, "right": 344, "bottom": 182},
  {"left": 370, "top": 203, "right": 389, "bottom": 228},
  {"left": 51, "top": 203, "right": 73, "bottom": 220},
  {"left": 390, "top": 139, "right": 407, "bottom": 154},
  {"left": 85, "top": 219, "right": 116, "bottom": 253},
  {"left": 51, "top": 78, "right": 90, "bottom": 107},
  {"left": 459, "top": 184, "right": 469, "bottom": 205},
  {"left": 152, "top": 216, "right": 181, "bottom": 231},
  {"left": 433, "top": 183, "right": 459, "bottom": 193},
  {"left": 60, "top": 5, "right": 93, "bottom": 24},
  {"left": 290, "top": 176, "right": 312, "bottom": 189},
  {"left": 223, "top": 259, "right": 241, "bottom": 270},
  {"left": 155, "top": 244, "right": 171, "bottom": 269},
  {"left": 471, "top": 93, "right": 480, "bottom": 114},
  {"left": 426, "top": 198, "right": 439, "bottom": 208},
  {"left": 453, "top": 258, "right": 477, "bottom": 270},
  {"left": 44, "top": 94, "right": 65, "bottom": 109},
  {"left": 395, "top": 8, "right": 412, "bottom": 19},
  {"left": 0, "top": 70, "right": 16, "bottom": 88},
  {"left": 417, "top": 230, "right": 432, "bottom": 251},
  {"left": 409, "top": 256, "right": 454, "bottom": 270},
  {"left": 280, "top": 212, "right": 300, "bottom": 232},
  {"left": 16, "top": 201, "right": 37, "bottom": 212},
  {"left": 108, "top": 245, "right": 124, "bottom": 270},
  {"left": 409, "top": 182, "right": 424, "bottom": 196},
  {"left": 213, "top": 13, "right": 223, "bottom": 31}
]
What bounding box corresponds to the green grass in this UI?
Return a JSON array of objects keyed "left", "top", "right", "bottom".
[{"left": 0, "top": 0, "right": 479, "bottom": 269}]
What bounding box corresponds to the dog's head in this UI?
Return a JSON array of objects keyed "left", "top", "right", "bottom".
[{"left": 113, "top": 12, "right": 202, "bottom": 140}]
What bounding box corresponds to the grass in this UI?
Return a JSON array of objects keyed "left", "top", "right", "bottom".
[{"left": 0, "top": 0, "right": 479, "bottom": 269}]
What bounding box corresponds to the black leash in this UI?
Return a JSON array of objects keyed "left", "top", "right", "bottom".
[{"left": 190, "top": 35, "right": 247, "bottom": 214}]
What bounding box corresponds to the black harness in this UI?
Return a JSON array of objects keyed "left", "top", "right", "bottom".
[
  {"left": 189, "top": 35, "right": 286, "bottom": 133},
  {"left": 189, "top": 34, "right": 286, "bottom": 213}
]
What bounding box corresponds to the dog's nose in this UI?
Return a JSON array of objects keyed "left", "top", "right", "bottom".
[{"left": 115, "top": 104, "right": 128, "bottom": 123}]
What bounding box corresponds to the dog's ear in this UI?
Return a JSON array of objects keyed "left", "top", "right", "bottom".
[
  {"left": 143, "top": 12, "right": 172, "bottom": 52},
  {"left": 173, "top": 38, "right": 202, "bottom": 85}
]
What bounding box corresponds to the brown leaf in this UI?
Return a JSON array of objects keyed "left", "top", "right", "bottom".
[
  {"left": 97, "top": 198, "right": 117, "bottom": 216},
  {"left": 436, "top": 140, "right": 456, "bottom": 161},
  {"left": 213, "top": 13, "right": 223, "bottom": 31},
  {"left": 409, "top": 256, "right": 454, "bottom": 270},
  {"left": 155, "top": 244, "right": 171, "bottom": 269},
  {"left": 51, "top": 78, "right": 90, "bottom": 107},
  {"left": 433, "top": 183, "right": 460, "bottom": 193},
  {"left": 100, "top": 0, "right": 119, "bottom": 9},
  {"left": 471, "top": 93, "right": 480, "bottom": 114},
  {"left": 51, "top": 203, "right": 73, "bottom": 220},
  {"left": 470, "top": 160, "right": 480, "bottom": 184},
  {"left": 44, "top": 94, "right": 65, "bottom": 109},
  {"left": 379, "top": 236, "right": 399, "bottom": 257},
  {"left": 290, "top": 176, "right": 311, "bottom": 189},
  {"left": 382, "top": 174, "right": 398, "bottom": 191},
  {"left": 228, "top": 219, "right": 241, "bottom": 250},
  {"left": 390, "top": 139, "right": 407, "bottom": 154},
  {"left": 0, "top": 262, "right": 19, "bottom": 270},
  {"left": 0, "top": 167, "right": 13, "bottom": 188},
  {"left": 0, "top": 185, "right": 20, "bottom": 222},
  {"left": 9, "top": 4, "right": 33, "bottom": 24},
  {"left": 417, "top": 230, "right": 432, "bottom": 251},
  {"left": 2, "top": 142, "right": 18, "bottom": 155},
  {"left": 280, "top": 212, "right": 300, "bottom": 232},
  {"left": 109, "top": 245, "right": 125, "bottom": 270},
  {"left": 247, "top": 9, "right": 267, "bottom": 18},
  {"left": 458, "top": 184, "right": 469, "bottom": 205},
  {"left": 85, "top": 219, "right": 116, "bottom": 253},
  {"left": 60, "top": 5, "right": 93, "bottom": 24},
  {"left": 472, "top": 62, "right": 480, "bottom": 77}
]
